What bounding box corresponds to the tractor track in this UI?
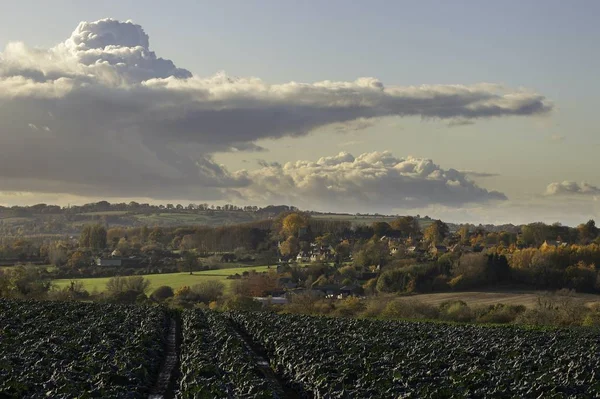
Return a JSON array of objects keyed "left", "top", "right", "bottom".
[{"left": 149, "top": 315, "right": 181, "bottom": 399}]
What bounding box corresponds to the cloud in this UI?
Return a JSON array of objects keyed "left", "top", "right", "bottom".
[
  {"left": 460, "top": 171, "right": 500, "bottom": 178},
  {"left": 447, "top": 118, "right": 475, "bottom": 128},
  {"left": 231, "top": 151, "right": 507, "bottom": 212},
  {"left": 338, "top": 140, "right": 365, "bottom": 147},
  {"left": 330, "top": 118, "right": 376, "bottom": 132},
  {"left": 545, "top": 181, "right": 600, "bottom": 196},
  {"left": 0, "top": 18, "right": 551, "bottom": 200}
]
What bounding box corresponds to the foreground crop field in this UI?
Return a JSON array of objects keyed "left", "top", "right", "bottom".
[
  {"left": 230, "top": 312, "right": 600, "bottom": 398},
  {"left": 0, "top": 299, "right": 167, "bottom": 398},
  {"left": 3, "top": 300, "right": 600, "bottom": 398}
]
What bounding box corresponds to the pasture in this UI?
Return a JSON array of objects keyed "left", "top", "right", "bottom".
[{"left": 53, "top": 265, "right": 272, "bottom": 293}]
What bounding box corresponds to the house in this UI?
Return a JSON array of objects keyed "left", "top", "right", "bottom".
[
  {"left": 96, "top": 257, "right": 123, "bottom": 267},
  {"left": 338, "top": 284, "right": 362, "bottom": 299},
  {"left": 541, "top": 240, "right": 568, "bottom": 250},
  {"left": 95, "top": 256, "right": 143, "bottom": 267},
  {"left": 278, "top": 277, "right": 297, "bottom": 290},
  {"left": 296, "top": 252, "right": 310, "bottom": 263},
  {"left": 220, "top": 253, "right": 236, "bottom": 263},
  {"left": 450, "top": 244, "right": 474, "bottom": 254}
]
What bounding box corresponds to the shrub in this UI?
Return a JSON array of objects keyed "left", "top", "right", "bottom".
[
  {"left": 381, "top": 299, "right": 439, "bottom": 320},
  {"left": 191, "top": 280, "right": 225, "bottom": 304},
  {"left": 150, "top": 285, "right": 174, "bottom": 302},
  {"left": 475, "top": 304, "right": 526, "bottom": 324},
  {"left": 106, "top": 276, "right": 150, "bottom": 297},
  {"left": 334, "top": 297, "right": 366, "bottom": 317},
  {"left": 439, "top": 300, "right": 474, "bottom": 323}
]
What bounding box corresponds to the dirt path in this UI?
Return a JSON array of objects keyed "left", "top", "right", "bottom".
[
  {"left": 149, "top": 317, "right": 180, "bottom": 399},
  {"left": 229, "top": 321, "right": 313, "bottom": 399}
]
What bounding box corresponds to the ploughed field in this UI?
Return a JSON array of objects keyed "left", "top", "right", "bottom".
[{"left": 2, "top": 300, "right": 600, "bottom": 398}]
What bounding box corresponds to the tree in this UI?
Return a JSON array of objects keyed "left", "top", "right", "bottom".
[
  {"left": 178, "top": 251, "right": 198, "bottom": 275},
  {"left": 79, "top": 225, "right": 92, "bottom": 248},
  {"left": 281, "top": 213, "right": 308, "bottom": 238},
  {"left": 390, "top": 216, "right": 420, "bottom": 238},
  {"left": 149, "top": 227, "right": 164, "bottom": 244},
  {"left": 80, "top": 224, "right": 107, "bottom": 250},
  {"left": 150, "top": 286, "right": 174, "bottom": 302},
  {"left": 353, "top": 238, "right": 389, "bottom": 268},
  {"left": 424, "top": 220, "right": 449, "bottom": 245},
  {"left": 191, "top": 280, "right": 225, "bottom": 303},
  {"left": 578, "top": 220, "right": 599, "bottom": 244},
  {"left": 90, "top": 224, "right": 107, "bottom": 250},
  {"left": 451, "top": 253, "right": 488, "bottom": 289},
  {"left": 68, "top": 251, "right": 89, "bottom": 268},
  {"left": 279, "top": 236, "right": 299, "bottom": 257},
  {"left": 48, "top": 241, "right": 68, "bottom": 267},
  {"left": 458, "top": 226, "right": 470, "bottom": 244},
  {"left": 371, "top": 222, "right": 392, "bottom": 238}
]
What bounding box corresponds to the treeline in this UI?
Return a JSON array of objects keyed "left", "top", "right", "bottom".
[{"left": 0, "top": 201, "right": 299, "bottom": 217}]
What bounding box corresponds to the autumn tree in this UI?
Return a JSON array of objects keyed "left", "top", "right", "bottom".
[
  {"left": 424, "top": 220, "right": 449, "bottom": 245},
  {"left": 79, "top": 224, "right": 107, "bottom": 250},
  {"left": 280, "top": 213, "right": 309, "bottom": 238},
  {"left": 279, "top": 236, "right": 299, "bottom": 257}
]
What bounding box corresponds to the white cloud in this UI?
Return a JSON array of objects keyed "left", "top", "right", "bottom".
[
  {"left": 545, "top": 181, "right": 600, "bottom": 196},
  {"left": 231, "top": 151, "right": 507, "bottom": 212},
  {"left": 0, "top": 18, "right": 551, "bottom": 200}
]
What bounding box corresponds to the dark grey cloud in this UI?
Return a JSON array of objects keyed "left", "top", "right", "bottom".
[{"left": 0, "top": 18, "right": 551, "bottom": 201}]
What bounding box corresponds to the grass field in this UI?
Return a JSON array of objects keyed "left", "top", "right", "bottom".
[
  {"left": 311, "top": 213, "right": 436, "bottom": 229},
  {"left": 53, "top": 265, "right": 272, "bottom": 294},
  {"left": 134, "top": 212, "right": 259, "bottom": 226},
  {"left": 401, "top": 290, "right": 600, "bottom": 308},
  {"left": 79, "top": 211, "right": 130, "bottom": 216}
]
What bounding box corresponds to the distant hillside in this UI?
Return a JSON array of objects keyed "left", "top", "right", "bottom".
[{"left": 0, "top": 201, "right": 523, "bottom": 237}]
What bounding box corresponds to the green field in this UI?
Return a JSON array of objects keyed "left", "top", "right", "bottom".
[
  {"left": 53, "top": 265, "right": 272, "bottom": 293},
  {"left": 312, "top": 213, "right": 436, "bottom": 229}
]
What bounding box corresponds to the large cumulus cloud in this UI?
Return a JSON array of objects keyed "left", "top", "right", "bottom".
[
  {"left": 0, "top": 18, "right": 550, "bottom": 201},
  {"left": 545, "top": 181, "right": 600, "bottom": 196},
  {"left": 231, "top": 151, "right": 507, "bottom": 212}
]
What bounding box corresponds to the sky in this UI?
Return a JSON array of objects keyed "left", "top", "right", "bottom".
[{"left": 0, "top": 0, "right": 599, "bottom": 225}]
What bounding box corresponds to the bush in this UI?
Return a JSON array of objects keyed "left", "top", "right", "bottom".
[
  {"left": 334, "top": 297, "right": 366, "bottom": 317},
  {"left": 516, "top": 291, "right": 587, "bottom": 326},
  {"left": 380, "top": 299, "right": 439, "bottom": 320},
  {"left": 439, "top": 300, "right": 474, "bottom": 323},
  {"left": 106, "top": 276, "right": 151, "bottom": 297},
  {"left": 359, "top": 297, "right": 388, "bottom": 318},
  {"left": 150, "top": 285, "right": 174, "bottom": 302},
  {"left": 191, "top": 280, "right": 225, "bottom": 304},
  {"left": 475, "top": 304, "right": 526, "bottom": 324}
]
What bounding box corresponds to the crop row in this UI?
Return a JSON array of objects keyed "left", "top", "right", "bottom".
[
  {"left": 229, "top": 312, "right": 600, "bottom": 398},
  {"left": 0, "top": 299, "right": 168, "bottom": 398},
  {"left": 177, "top": 309, "right": 283, "bottom": 398}
]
